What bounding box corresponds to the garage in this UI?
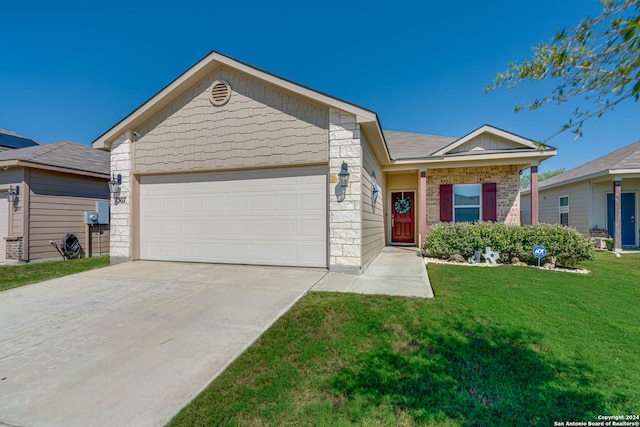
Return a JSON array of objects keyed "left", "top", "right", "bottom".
[{"left": 139, "top": 167, "right": 327, "bottom": 268}]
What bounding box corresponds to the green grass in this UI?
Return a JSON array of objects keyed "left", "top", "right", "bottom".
[
  {"left": 0, "top": 256, "right": 110, "bottom": 292},
  {"left": 169, "top": 252, "right": 640, "bottom": 426}
]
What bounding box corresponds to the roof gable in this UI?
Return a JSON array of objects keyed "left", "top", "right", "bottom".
[
  {"left": 93, "top": 50, "right": 389, "bottom": 163},
  {"left": 433, "top": 125, "right": 540, "bottom": 156}
]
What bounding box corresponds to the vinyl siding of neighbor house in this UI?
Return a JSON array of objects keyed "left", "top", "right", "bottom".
[
  {"left": 590, "top": 178, "right": 640, "bottom": 233},
  {"left": 0, "top": 167, "right": 26, "bottom": 237},
  {"left": 520, "top": 193, "right": 532, "bottom": 225},
  {"left": 538, "top": 181, "right": 590, "bottom": 234},
  {"left": 133, "top": 65, "right": 329, "bottom": 174},
  {"left": 361, "top": 133, "right": 385, "bottom": 267},
  {"left": 28, "top": 170, "right": 110, "bottom": 260}
]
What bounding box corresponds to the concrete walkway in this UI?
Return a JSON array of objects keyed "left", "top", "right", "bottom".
[{"left": 312, "top": 246, "right": 434, "bottom": 297}]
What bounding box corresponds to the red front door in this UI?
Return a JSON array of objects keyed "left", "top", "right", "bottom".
[{"left": 391, "top": 191, "right": 415, "bottom": 243}]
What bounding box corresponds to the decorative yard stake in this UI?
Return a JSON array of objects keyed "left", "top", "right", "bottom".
[{"left": 533, "top": 245, "right": 547, "bottom": 267}]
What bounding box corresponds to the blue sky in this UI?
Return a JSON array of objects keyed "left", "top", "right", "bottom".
[{"left": 2, "top": 0, "right": 638, "bottom": 173}]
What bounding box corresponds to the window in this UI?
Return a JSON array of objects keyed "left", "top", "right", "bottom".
[
  {"left": 454, "top": 184, "right": 481, "bottom": 222},
  {"left": 559, "top": 196, "right": 569, "bottom": 226},
  {"left": 439, "top": 183, "right": 497, "bottom": 222}
]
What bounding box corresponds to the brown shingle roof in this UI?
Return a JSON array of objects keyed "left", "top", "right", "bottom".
[
  {"left": 383, "top": 130, "right": 456, "bottom": 159},
  {"left": 540, "top": 139, "right": 640, "bottom": 189},
  {"left": 0, "top": 141, "right": 109, "bottom": 176}
]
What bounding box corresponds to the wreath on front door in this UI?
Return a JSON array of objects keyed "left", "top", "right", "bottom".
[{"left": 395, "top": 198, "right": 411, "bottom": 214}]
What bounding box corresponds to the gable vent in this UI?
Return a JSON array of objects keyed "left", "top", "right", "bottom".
[{"left": 209, "top": 79, "right": 231, "bottom": 106}]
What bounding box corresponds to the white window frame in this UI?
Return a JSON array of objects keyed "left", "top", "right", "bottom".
[
  {"left": 453, "top": 184, "right": 481, "bottom": 223},
  {"left": 559, "top": 195, "right": 569, "bottom": 226}
]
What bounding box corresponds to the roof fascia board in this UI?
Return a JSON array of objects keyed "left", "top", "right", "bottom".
[
  {"left": 432, "top": 125, "right": 540, "bottom": 156},
  {"left": 532, "top": 170, "right": 611, "bottom": 193},
  {"left": 93, "top": 51, "right": 380, "bottom": 151},
  {"left": 387, "top": 149, "right": 556, "bottom": 167},
  {"left": 9, "top": 160, "right": 109, "bottom": 179}
]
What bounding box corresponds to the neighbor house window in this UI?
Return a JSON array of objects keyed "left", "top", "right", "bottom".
[
  {"left": 454, "top": 184, "right": 481, "bottom": 222},
  {"left": 559, "top": 196, "right": 569, "bottom": 226}
]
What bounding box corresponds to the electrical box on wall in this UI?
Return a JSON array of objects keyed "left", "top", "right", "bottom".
[
  {"left": 96, "top": 201, "right": 109, "bottom": 224},
  {"left": 84, "top": 211, "right": 98, "bottom": 224}
]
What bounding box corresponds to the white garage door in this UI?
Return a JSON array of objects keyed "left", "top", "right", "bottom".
[
  {"left": 0, "top": 195, "right": 7, "bottom": 263},
  {"left": 139, "top": 167, "right": 327, "bottom": 267}
]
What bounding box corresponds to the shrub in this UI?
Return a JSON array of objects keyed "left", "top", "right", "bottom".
[{"left": 423, "top": 222, "right": 595, "bottom": 266}]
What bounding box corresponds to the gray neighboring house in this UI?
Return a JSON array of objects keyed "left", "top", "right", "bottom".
[
  {"left": 0, "top": 141, "right": 111, "bottom": 263},
  {"left": 522, "top": 140, "right": 640, "bottom": 250}
]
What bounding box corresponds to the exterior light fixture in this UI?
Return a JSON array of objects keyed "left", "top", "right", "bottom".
[
  {"left": 6, "top": 185, "right": 18, "bottom": 203},
  {"left": 108, "top": 174, "right": 121, "bottom": 195},
  {"left": 338, "top": 162, "right": 350, "bottom": 188}
]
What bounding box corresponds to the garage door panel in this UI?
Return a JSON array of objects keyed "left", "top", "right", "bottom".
[{"left": 140, "top": 168, "right": 327, "bottom": 267}]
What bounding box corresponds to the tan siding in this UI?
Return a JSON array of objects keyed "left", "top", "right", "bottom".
[
  {"left": 0, "top": 167, "right": 25, "bottom": 236},
  {"left": 28, "top": 170, "right": 110, "bottom": 260},
  {"left": 134, "top": 66, "right": 329, "bottom": 174},
  {"left": 538, "top": 182, "right": 590, "bottom": 234},
  {"left": 361, "top": 133, "right": 384, "bottom": 266},
  {"left": 426, "top": 166, "right": 520, "bottom": 226},
  {"left": 450, "top": 134, "right": 522, "bottom": 153}
]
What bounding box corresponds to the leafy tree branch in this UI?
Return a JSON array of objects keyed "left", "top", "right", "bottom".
[{"left": 486, "top": 0, "right": 640, "bottom": 141}]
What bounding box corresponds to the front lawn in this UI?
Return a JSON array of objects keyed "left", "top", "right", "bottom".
[
  {"left": 169, "top": 252, "right": 640, "bottom": 426},
  {"left": 0, "top": 256, "right": 110, "bottom": 292}
]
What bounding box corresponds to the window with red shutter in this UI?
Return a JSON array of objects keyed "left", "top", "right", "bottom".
[
  {"left": 440, "top": 184, "right": 453, "bottom": 222},
  {"left": 482, "top": 182, "right": 497, "bottom": 221}
]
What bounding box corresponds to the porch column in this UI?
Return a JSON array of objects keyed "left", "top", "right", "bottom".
[
  {"left": 614, "top": 178, "right": 622, "bottom": 252},
  {"left": 419, "top": 169, "right": 427, "bottom": 246},
  {"left": 530, "top": 163, "right": 539, "bottom": 225}
]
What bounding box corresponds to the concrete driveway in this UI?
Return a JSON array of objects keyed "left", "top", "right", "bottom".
[{"left": 0, "top": 261, "right": 327, "bottom": 427}]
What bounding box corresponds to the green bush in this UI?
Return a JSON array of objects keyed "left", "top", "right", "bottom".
[{"left": 423, "top": 222, "right": 595, "bottom": 266}]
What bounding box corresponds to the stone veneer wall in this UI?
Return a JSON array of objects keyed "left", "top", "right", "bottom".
[
  {"left": 426, "top": 165, "right": 521, "bottom": 226},
  {"left": 328, "top": 108, "right": 363, "bottom": 273},
  {"left": 109, "top": 134, "right": 131, "bottom": 262},
  {"left": 4, "top": 236, "right": 23, "bottom": 261}
]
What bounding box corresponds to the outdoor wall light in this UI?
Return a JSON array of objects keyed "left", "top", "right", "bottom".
[
  {"left": 108, "top": 174, "right": 122, "bottom": 195},
  {"left": 6, "top": 185, "right": 18, "bottom": 203},
  {"left": 338, "top": 162, "right": 350, "bottom": 188}
]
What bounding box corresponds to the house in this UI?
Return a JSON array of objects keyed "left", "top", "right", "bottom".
[
  {"left": 0, "top": 141, "right": 111, "bottom": 263},
  {"left": 521, "top": 140, "right": 640, "bottom": 250},
  {"left": 0, "top": 128, "right": 40, "bottom": 151},
  {"left": 93, "top": 51, "right": 556, "bottom": 273}
]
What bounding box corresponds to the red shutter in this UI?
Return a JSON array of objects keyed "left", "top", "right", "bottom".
[
  {"left": 482, "top": 182, "right": 497, "bottom": 221},
  {"left": 440, "top": 184, "right": 453, "bottom": 222}
]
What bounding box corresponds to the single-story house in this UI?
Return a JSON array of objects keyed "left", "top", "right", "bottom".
[
  {"left": 93, "top": 51, "right": 556, "bottom": 273},
  {"left": 0, "top": 128, "right": 40, "bottom": 151},
  {"left": 521, "top": 140, "right": 640, "bottom": 250},
  {"left": 0, "top": 141, "right": 111, "bottom": 263}
]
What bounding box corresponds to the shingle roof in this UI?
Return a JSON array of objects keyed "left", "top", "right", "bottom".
[
  {"left": 540, "top": 139, "right": 640, "bottom": 189},
  {"left": 0, "top": 141, "right": 109, "bottom": 176},
  {"left": 383, "top": 130, "right": 457, "bottom": 159},
  {"left": 0, "top": 128, "right": 40, "bottom": 149}
]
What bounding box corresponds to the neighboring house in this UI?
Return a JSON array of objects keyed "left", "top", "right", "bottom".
[
  {"left": 0, "top": 128, "right": 40, "bottom": 152},
  {"left": 521, "top": 140, "right": 640, "bottom": 249},
  {"left": 0, "top": 141, "right": 111, "bottom": 263},
  {"left": 93, "top": 51, "right": 555, "bottom": 273}
]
